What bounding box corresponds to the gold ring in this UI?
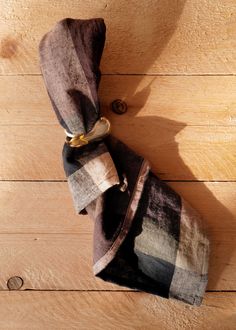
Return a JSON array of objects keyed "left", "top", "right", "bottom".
[{"left": 65, "top": 117, "right": 111, "bottom": 148}]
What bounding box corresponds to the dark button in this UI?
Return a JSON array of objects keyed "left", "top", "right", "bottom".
[
  {"left": 111, "top": 99, "right": 127, "bottom": 115},
  {"left": 7, "top": 276, "right": 24, "bottom": 290}
]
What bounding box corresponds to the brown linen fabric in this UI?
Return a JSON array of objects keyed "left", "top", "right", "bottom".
[{"left": 39, "top": 18, "right": 210, "bottom": 306}]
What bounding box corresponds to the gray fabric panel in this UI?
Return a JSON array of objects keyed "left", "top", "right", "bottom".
[
  {"left": 135, "top": 250, "right": 175, "bottom": 289},
  {"left": 68, "top": 166, "right": 101, "bottom": 213},
  {"left": 135, "top": 172, "right": 181, "bottom": 242},
  {"left": 169, "top": 266, "right": 208, "bottom": 306},
  {"left": 75, "top": 142, "right": 108, "bottom": 166},
  {"left": 67, "top": 151, "right": 119, "bottom": 213},
  {"left": 39, "top": 18, "right": 99, "bottom": 135},
  {"left": 175, "top": 198, "right": 210, "bottom": 275},
  {"left": 134, "top": 216, "right": 178, "bottom": 265},
  {"left": 63, "top": 141, "right": 110, "bottom": 178}
]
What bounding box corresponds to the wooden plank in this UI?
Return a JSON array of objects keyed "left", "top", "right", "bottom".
[
  {"left": 109, "top": 121, "right": 236, "bottom": 181},
  {"left": 0, "top": 292, "right": 234, "bottom": 329},
  {"left": 0, "top": 124, "right": 235, "bottom": 180},
  {"left": 169, "top": 182, "right": 236, "bottom": 234},
  {"left": 0, "top": 181, "right": 93, "bottom": 234},
  {"left": 0, "top": 181, "right": 235, "bottom": 234},
  {"left": 0, "top": 223, "right": 233, "bottom": 290},
  {"left": 1, "top": 1, "right": 236, "bottom": 74},
  {"left": 0, "top": 180, "right": 235, "bottom": 289},
  {"left": 1, "top": 75, "right": 236, "bottom": 180},
  {"left": 1, "top": 75, "right": 236, "bottom": 126},
  {"left": 0, "top": 233, "right": 125, "bottom": 291},
  {"left": 102, "top": 75, "right": 236, "bottom": 126},
  {"left": 0, "top": 76, "right": 56, "bottom": 125},
  {"left": 0, "top": 126, "right": 65, "bottom": 180},
  {"left": 0, "top": 181, "right": 235, "bottom": 290},
  {"left": 170, "top": 182, "right": 236, "bottom": 291}
]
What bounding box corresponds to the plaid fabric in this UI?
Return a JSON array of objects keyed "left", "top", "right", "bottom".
[
  {"left": 39, "top": 18, "right": 119, "bottom": 212},
  {"left": 39, "top": 18, "right": 210, "bottom": 306}
]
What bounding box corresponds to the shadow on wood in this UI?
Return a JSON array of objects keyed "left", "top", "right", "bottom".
[
  {"left": 104, "top": 0, "right": 186, "bottom": 74},
  {"left": 99, "top": 0, "right": 234, "bottom": 290},
  {"left": 104, "top": 88, "right": 235, "bottom": 291}
]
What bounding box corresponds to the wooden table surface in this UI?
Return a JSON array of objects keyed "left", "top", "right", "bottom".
[{"left": 1, "top": 1, "right": 236, "bottom": 329}]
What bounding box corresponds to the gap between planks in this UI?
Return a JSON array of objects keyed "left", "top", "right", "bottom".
[
  {"left": 2, "top": 73, "right": 236, "bottom": 77},
  {"left": 0, "top": 180, "right": 235, "bottom": 183},
  {"left": 5, "top": 289, "right": 236, "bottom": 293}
]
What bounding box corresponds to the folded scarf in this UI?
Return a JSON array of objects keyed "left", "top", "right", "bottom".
[{"left": 39, "top": 18, "right": 210, "bottom": 306}]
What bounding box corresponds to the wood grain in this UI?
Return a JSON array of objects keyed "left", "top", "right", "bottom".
[
  {"left": 0, "top": 76, "right": 56, "bottom": 125},
  {"left": 102, "top": 75, "right": 236, "bottom": 126},
  {"left": 1, "top": 0, "right": 235, "bottom": 327},
  {"left": 1, "top": 1, "right": 236, "bottom": 74},
  {"left": 0, "top": 124, "right": 235, "bottom": 180},
  {"left": 0, "top": 291, "right": 235, "bottom": 329},
  {"left": 0, "top": 181, "right": 235, "bottom": 290},
  {"left": 0, "top": 233, "right": 125, "bottom": 291},
  {"left": 0, "top": 181, "right": 234, "bottom": 291},
  {"left": 0, "top": 182, "right": 92, "bottom": 234},
  {"left": 0, "top": 230, "right": 232, "bottom": 291},
  {"left": 1, "top": 75, "right": 236, "bottom": 126},
  {"left": 0, "top": 181, "right": 234, "bottom": 234},
  {"left": 1, "top": 75, "right": 236, "bottom": 180},
  {"left": 0, "top": 125, "right": 64, "bottom": 180},
  {"left": 109, "top": 121, "right": 236, "bottom": 181},
  {"left": 0, "top": 227, "right": 232, "bottom": 291},
  {"left": 171, "top": 181, "right": 236, "bottom": 290}
]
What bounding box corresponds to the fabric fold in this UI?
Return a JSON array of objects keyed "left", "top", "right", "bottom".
[
  {"left": 39, "top": 18, "right": 210, "bottom": 306},
  {"left": 62, "top": 141, "right": 119, "bottom": 213},
  {"left": 39, "top": 18, "right": 120, "bottom": 212}
]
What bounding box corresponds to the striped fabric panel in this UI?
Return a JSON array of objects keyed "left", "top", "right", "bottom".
[
  {"left": 133, "top": 174, "right": 209, "bottom": 305},
  {"left": 39, "top": 18, "right": 119, "bottom": 214},
  {"left": 169, "top": 199, "right": 209, "bottom": 305},
  {"left": 39, "top": 18, "right": 105, "bottom": 135},
  {"left": 63, "top": 141, "right": 119, "bottom": 214},
  {"left": 67, "top": 151, "right": 119, "bottom": 213}
]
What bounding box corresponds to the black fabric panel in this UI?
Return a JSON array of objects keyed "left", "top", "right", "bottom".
[
  {"left": 138, "top": 172, "right": 181, "bottom": 241},
  {"left": 98, "top": 211, "right": 170, "bottom": 298},
  {"left": 62, "top": 140, "right": 107, "bottom": 177},
  {"left": 98, "top": 169, "right": 182, "bottom": 297}
]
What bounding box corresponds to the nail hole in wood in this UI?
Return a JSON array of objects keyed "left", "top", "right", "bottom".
[
  {"left": 111, "top": 99, "right": 127, "bottom": 115},
  {"left": 7, "top": 276, "right": 24, "bottom": 290}
]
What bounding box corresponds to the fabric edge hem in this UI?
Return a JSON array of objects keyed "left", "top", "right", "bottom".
[{"left": 93, "top": 159, "right": 150, "bottom": 275}]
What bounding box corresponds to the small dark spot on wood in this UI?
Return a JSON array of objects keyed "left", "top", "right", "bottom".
[
  {"left": 7, "top": 276, "right": 24, "bottom": 290},
  {"left": 111, "top": 99, "right": 127, "bottom": 115},
  {"left": 0, "top": 36, "right": 18, "bottom": 59}
]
